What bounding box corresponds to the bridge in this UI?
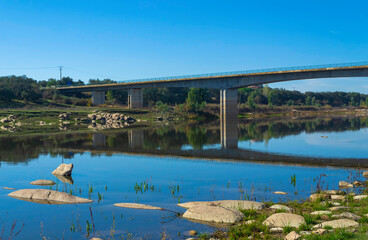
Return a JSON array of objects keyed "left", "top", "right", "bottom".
[{"left": 57, "top": 61, "right": 368, "bottom": 119}]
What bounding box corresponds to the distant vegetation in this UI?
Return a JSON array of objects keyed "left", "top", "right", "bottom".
[{"left": 1, "top": 75, "right": 368, "bottom": 110}]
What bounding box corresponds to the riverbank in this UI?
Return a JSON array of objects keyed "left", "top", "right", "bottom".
[
  {"left": 0, "top": 105, "right": 367, "bottom": 136},
  {"left": 183, "top": 172, "right": 368, "bottom": 240}
]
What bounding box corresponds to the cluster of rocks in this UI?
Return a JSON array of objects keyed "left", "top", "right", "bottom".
[
  {"left": 6, "top": 163, "right": 87, "bottom": 204},
  {"left": 58, "top": 112, "right": 71, "bottom": 121},
  {"left": 87, "top": 112, "right": 137, "bottom": 130},
  {"left": 0, "top": 115, "right": 21, "bottom": 132},
  {"left": 355, "top": 108, "right": 368, "bottom": 116},
  {"left": 0, "top": 115, "right": 16, "bottom": 123}
]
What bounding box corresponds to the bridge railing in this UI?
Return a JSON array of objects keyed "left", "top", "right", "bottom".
[{"left": 55, "top": 61, "right": 368, "bottom": 88}]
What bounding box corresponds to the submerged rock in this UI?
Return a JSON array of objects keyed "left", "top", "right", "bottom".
[
  {"left": 178, "top": 200, "right": 265, "bottom": 210},
  {"left": 8, "top": 189, "right": 92, "bottom": 204},
  {"left": 182, "top": 205, "right": 244, "bottom": 224},
  {"left": 273, "top": 191, "right": 288, "bottom": 195},
  {"left": 313, "top": 219, "right": 359, "bottom": 229},
  {"left": 52, "top": 163, "right": 73, "bottom": 176},
  {"left": 3, "top": 187, "right": 15, "bottom": 190},
  {"left": 114, "top": 203, "right": 163, "bottom": 210},
  {"left": 30, "top": 179, "right": 55, "bottom": 186},
  {"left": 263, "top": 213, "right": 305, "bottom": 228}
]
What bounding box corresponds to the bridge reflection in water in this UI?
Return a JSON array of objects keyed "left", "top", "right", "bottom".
[{"left": 89, "top": 125, "right": 368, "bottom": 168}]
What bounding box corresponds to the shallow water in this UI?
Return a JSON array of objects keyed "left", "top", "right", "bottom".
[{"left": 1, "top": 116, "right": 367, "bottom": 239}]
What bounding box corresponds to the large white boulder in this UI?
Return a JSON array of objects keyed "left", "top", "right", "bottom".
[
  {"left": 183, "top": 205, "right": 244, "bottom": 224},
  {"left": 263, "top": 213, "right": 305, "bottom": 228},
  {"left": 8, "top": 189, "right": 92, "bottom": 204},
  {"left": 313, "top": 219, "right": 359, "bottom": 229},
  {"left": 52, "top": 163, "right": 73, "bottom": 176}
]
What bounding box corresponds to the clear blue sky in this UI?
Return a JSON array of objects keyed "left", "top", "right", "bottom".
[{"left": 1, "top": 0, "right": 367, "bottom": 92}]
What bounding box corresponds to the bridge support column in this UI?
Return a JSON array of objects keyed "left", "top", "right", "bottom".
[
  {"left": 220, "top": 89, "right": 238, "bottom": 149},
  {"left": 91, "top": 91, "right": 105, "bottom": 105},
  {"left": 128, "top": 88, "right": 143, "bottom": 109}
]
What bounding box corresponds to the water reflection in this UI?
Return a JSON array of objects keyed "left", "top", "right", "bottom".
[{"left": 1, "top": 116, "right": 368, "bottom": 167}]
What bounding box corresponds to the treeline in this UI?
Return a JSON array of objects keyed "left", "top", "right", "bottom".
[{"left": 1, "top": 75, "right": 368, "bottom": 109}]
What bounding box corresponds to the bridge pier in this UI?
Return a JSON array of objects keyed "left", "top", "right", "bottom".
[
  {"left": 220, "top": 89, "right": 238, "bottom": 149},
  {"left": 91, "top": 91, "right": 105, "bottom": 105},
  {"left": 128, "top": 88, "right": 143, "bottom": 109}
]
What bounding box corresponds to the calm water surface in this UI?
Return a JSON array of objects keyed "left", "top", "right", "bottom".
[{"left": 1, "top": 116, "right": 368, "bottom": 239}]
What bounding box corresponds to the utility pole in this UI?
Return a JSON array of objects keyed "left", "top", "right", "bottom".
[{"left": 59, "top": 66, "right": 63, "bottom": 80}]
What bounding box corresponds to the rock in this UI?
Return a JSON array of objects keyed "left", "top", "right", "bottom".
[
  {"left": 182, "top": 205, "right": 244, "bottom": 224},
  {"left": 269, "top": 227, "right": 283, "bottom": 233},
  {"left": 353, "top": 195, "right": 368, "bottom": 200},
  {"left": 114, "top": 203, "right": 163, "bottom": 210},
  {"left": 53, "top": 174, "right": 74, "bottom": 184},
  {"left": 331, "top": 202, "right": 341, "bottom": 206},
  {"left": 52, "top": 163, "right": 73, "bottom": 176},
  {"left": 270, "top": 204, "right": 291, "bottom": 211},
  {"left": 3, "top": 187, "right": 15, "bottom": 190},
  {"left": 363, "top": 171, "right": 368, "bottom": 178},
  {"left": 353, "top": 181, "right": 364, "bottom": 187},
  {"left": 189, "top": 230, "right": 197, "bottom": 236},
  {"left": 284, "top": 231, "right": 301, "bottom": 240},
  {"left": 299, "top": 231, "right": 311, "bottom": 235},
  {"left": 274, "top": 191, "right": 288, "bottom": 195},
  {"left": 330, "top": 206, "right": 349, "bottom": 211},
  {"left": 325, "top": 190, "right": 340, "bottom": 195},
  {"left": 30, "top": 179, "right": 55, "bottom": 186},
  {"left": 178, "top": 200, "right": 265, "bottom": 210},
  {"left": 310, "top": 193, "right": 329, "bottom": 202},
  {"left": 331, "top": 195, "right": 345, "bottom": 200},
  {"left": 313, "top": 219, "right": 359, "bottom": 229},
  {"left": 311, "top": 210, "right": 332, "bottom": 215},
  {"left": 339, "top": 181, "right": 353, "bottom": 189},
  {"left": 245, "top": 220, "right": 255, "bottom": 224},
  {"left": 263, "top": 213, "right": 305, "bottom": 228},
  {"left": 339, "top": 212, "right": 361, "bottom": 221},
  {"left": 312, "top": 228, "right": 327, "bottom": 235},
  {"left": 90, "top": 238, "right": 102, "bottom": 240},
  {"left": 8, "top": 189, "right": 92, "bottom": 204}
]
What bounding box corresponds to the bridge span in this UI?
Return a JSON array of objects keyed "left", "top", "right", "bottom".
[{"left": 57, "top": 62, "right": 368, "bottom": 118}]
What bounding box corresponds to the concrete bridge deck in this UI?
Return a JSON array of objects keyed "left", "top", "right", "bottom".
[{"left": 56, "top": 61, "right": 368, "bottom": 110}]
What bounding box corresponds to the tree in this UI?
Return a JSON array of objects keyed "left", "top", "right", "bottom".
[
  {"left": 106, "top": 90, "right": 114, "bottom": 101},
  {"left": 311, "top": 96, "right": 316, "bottom": 106},
  {"left": 186, "top": 88, "right": 207, "bottom": 112},
  {"left": 306, "top": 96, "right": 311, "bottom": 106},
  {"left": 247, "top": 92, "right": 256, "bottom": 109}
]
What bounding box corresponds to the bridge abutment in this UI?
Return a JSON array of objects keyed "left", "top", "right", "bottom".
[
  {"left": 91, "top": 91, "right": 105, "bottom": 105},
  {"left": 220, "top": 89, "right": 238, "bottom": 149},
  {"left": 128, "top": 88, "right": 143, "bottom": 109}
]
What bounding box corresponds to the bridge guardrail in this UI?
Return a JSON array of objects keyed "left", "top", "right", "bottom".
[{"left": 55, "top": 61, "right": 368, "bottom": 88}]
